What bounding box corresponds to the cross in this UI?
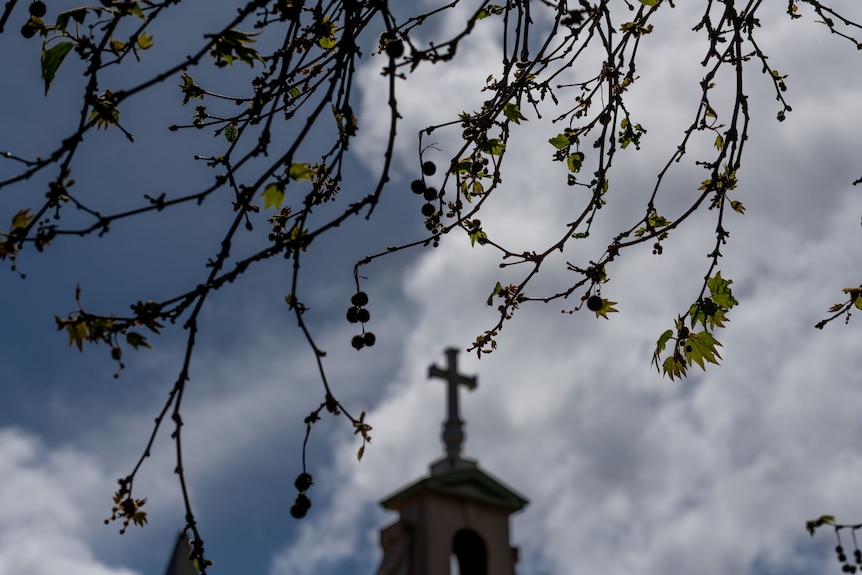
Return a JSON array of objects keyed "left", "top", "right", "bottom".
[{"left": 428, "top": 347, "right": 477, "bottom": 464}]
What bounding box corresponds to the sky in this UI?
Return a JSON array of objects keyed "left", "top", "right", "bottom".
[{"left": 1, "top": 1, "right": 861, "bottom": 575}]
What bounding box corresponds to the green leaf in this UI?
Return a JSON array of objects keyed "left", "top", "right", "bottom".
[
  {"left": 262, "top": 183, "right": 285, "bottom": 210},
  {"left": 288, "top": 163, "right": 314, "bottom": 181},
  {"left": 41, "top": 42, "right": 74, "bottom": 95},
  {"left": 66, "top": 322, "right": 88, "bottom": 352},
  {"left": 593, "top": 299, "right": 619, "bottom": 319},
  {"left": 618, "top": 118, "right": 647, "bottom": 149},
  {"left": 56, "top": 7, "right": 89, "bottom": 32},
  {"left": 287, "top": 224, "right": 309, "bottom": 250},
  {"left": 707, "top": 272, "right": 738, "bottom": 310},
  {"left": 88, "top": 96, "right": 120, "bottom": 130},
  {"left": 224, "top": 123, "right": 237, "bottom": 143},
  {"left": 639, "top": 0, "right": 660, "bottom": 5},
  {"left": 806, "top": 515, "right": 835, "bottom": 536},
  {"left": 11, "top": 209, "right": 34, "bottom": 230},
  {"left": 126, "top": 332, "right": 151, "bottom": 350},
  {"left": 662, "top": 354, "right": 686, "bottom": 381},
  {"left": 689, "top": 299, "right": 718, "bottom": 329},
  {"left": 455, "top": 160, "right": 472, "bottom": 174},
  {"left": 653, "top": 329, "right": 674, "bottom": 359},
  {"left": 566, "top": 152, "right": 584, "bottom": 173},
  {"left": 481, "top": 139, "right": 505, "bottom": 155},
  {"left": 684, "top": 331, "right": 722, "bottom": 370},
  {"left": 503, "top": 102, "right": 527, "bottom": 124},
  {"left": 115, "top": 2, "right": 145, "bottom": 20},
  {"left": 211, "top": 30, "right": 262, "bottom": 67},
  {"left": 136, "top": 32, "right": 154, "bottom": 50},
  {"left": 317, "top": 18, "right": 337, "bottom": 50},
  {"left": 476, "top": 4, "right": 503, "bottom": 19},
  {"left": 179, "top": 72, "right": 204, "bottom": 105},
  {"left": 486, "top": 281, "right": 503, "bottom": 306},
  {"left": 469, "top": 230, "right": 488, "bottom": 247},
  {"left": 548, "top": 134, "right": 570, "bottom": 150}
]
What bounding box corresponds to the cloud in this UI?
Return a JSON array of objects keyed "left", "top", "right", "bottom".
[
  {"left": 0, "top": 428, "right": 141, "bottom": 575},
  {"left": 267, "top": 4, "right": 862, "bottom": 575}
]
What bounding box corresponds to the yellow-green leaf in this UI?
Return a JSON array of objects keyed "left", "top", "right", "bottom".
[
  {"left": 469, "top": 230, "right": 488, "bottom": 247},
  {"left": 707, "top": 272, "right": 738, "bottom": 310},
  {"left": 476, "top": 4, "right": 504, "bottom": 19},
  {"left": 503, "top": 102, "right": 527, "bottom": 124},
  {"left": 136, "top": 32, "right": 154, "bottom": 50},
  {"left": 548, "top": 134, "right": 570, "bottom": 150},
  {"left": 288, "top": 163, "right": 314, "bottom": 181},
  {"left": 11, "top": 209, "right": 34, "bottom": 230},
  {"left": 567, "top": 152, "right": 584, "bottom": 173},
  {"left": 653, "top": 329, "right": 674, "bottom": 359},
  {"left": 662, "top": 354, "right": 686, "bottom": 381},
  {"left": 66, "top": 322, "right": 88, "bottom": 352},
  {"left": 481, "top": 139, "right": 505, "bottom": 155},
  {"left": 317, "top": 18, "right": 337, "bottom": 50},
  {"left": 116, "top": 2, "right": 145, "bottom": 20},
  {"left": 684, "top": 330, "right": 722, "bottom": 370},
  {"left": 594, "top": 299, "right": 619, "bottom": 320},
  {"left": 262, "top": 183, "right": 285, "bottom": 210},
  {"left": 486, "top": 281, "right": 503, "bottom": 306}
]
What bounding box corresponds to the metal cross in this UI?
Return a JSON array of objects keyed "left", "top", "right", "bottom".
[{"left": 428, "top": 347, "right": 477, "bottom": 464}]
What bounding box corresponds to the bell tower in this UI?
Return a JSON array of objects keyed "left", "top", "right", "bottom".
[{"left": 375, "top": 348, "right": 528, "bottom": 575}]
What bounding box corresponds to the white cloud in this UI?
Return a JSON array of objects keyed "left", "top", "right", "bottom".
[
  {"left": 268, "top": 4, "right": 862, "bottom": 575},
  {"left": 0, "top": 428, "right": 141, "bottom": 575}
]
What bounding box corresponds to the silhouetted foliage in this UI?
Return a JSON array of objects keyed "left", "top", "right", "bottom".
[{"left": 1, "top": 0, "right": 860, "bottom": 570}]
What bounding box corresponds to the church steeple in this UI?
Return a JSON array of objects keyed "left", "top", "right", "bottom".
[
  {"left": 428, "top": 347, "right": 477, "bottom": 474},
  {"left": 375, "top": 348, "right": 528, "bottom": 575},
  {"left": 162, "top": 532, "right": 198, "bottom": 575}
]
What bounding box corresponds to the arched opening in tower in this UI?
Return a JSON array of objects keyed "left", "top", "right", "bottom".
[{"left": 450, "top": 528, "right": 487, "bottom": 575}]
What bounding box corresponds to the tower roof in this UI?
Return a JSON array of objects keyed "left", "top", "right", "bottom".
[{"left": 380, "top": 464, "right": 528, "bottom": 513}]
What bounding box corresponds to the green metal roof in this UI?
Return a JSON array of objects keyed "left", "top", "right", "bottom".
[{"left": 380, "top": 465, "right": 528, "bottom": 513}]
